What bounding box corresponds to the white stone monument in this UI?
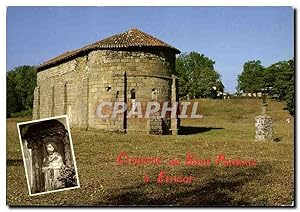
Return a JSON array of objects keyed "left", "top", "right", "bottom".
[{"left": 255, "top": 97, "right": 273, "bottom": 141}]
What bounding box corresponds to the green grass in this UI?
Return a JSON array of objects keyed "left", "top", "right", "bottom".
[{"left": 7, "top": 98, "right": 294, "bottom": 206}]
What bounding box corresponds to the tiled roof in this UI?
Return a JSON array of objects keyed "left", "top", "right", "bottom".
[{"left": 37, "top": 28, "right": 180, "bottom": 70}]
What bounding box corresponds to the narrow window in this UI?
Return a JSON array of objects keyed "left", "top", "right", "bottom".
[
  {"left": 130, "top": 89, "right": 136, "bottom": 100},
  {"left": 63, "top": 82, "right": 67, "bottom": 114},
  {"left": 37, "top": 86, "right": 40, "bottom": 119},
  {"left": 151, "top": 88, "right": 157, "bottom": 101},
  {"left": 130, "top": 89, "right": 136, "bottom": 112},
  {"left": 51, "top": 85, "right": 55, "bottom": 116}
]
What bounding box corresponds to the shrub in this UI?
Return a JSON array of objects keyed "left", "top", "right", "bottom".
[
  {"left": 11, "top": 109, "right": 32, "bottom": 118},
  {"left": 58, "top": 165, "right": 78, "bottom": 187}
]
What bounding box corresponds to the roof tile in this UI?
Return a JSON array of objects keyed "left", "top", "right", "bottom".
[{"left": 37, "top": 28, "right": 180, "bottom": 70}]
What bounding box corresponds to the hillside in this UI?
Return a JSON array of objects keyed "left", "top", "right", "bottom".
[{"left": 7, "top": 98, "right": 294, "bottom": 206}]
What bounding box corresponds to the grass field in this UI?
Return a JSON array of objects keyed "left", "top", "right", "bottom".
[{"left": 6, "top": 98, "right": 294, "bottom": 206}]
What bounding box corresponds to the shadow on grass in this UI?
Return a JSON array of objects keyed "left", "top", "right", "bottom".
[
  {"left": 101, "top": 164, "right": 271, "bottom": 206},
  {"left": 7, "top": 159, "right": 23, "bottom": 166},
  {"left": 179, "top": 126, "right": 224, "bottom": 135}
]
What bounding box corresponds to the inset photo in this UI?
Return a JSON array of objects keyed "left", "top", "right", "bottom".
[{"left": 17, "top": 115, "right": 80, "bottom": 196}]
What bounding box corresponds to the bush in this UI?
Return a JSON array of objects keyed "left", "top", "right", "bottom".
[
  {"left": 11, "top": 109, "right": 32, "bottom": 118},
  {"left": 58, "top": 165, "right": 78, "bottom": 187},
  {"left": 285, "top": 89, "right": 294, "bottom": 115}
]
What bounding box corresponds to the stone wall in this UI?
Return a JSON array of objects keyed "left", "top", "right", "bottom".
[
  {"left": 34, "top": 48, "right": 177, "bottom": 133},
  {"left": 33, "top": 55, "right": 88, "bottom": 128}
]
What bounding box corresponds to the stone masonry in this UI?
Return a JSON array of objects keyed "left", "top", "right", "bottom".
[
  {"left": 255, "top": 103, "right": 273, "bottom": 141},
  {"left": 33, "top": 28, "right": 181, "bottom": 134}
]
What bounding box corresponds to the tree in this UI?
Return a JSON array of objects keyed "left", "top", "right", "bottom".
[
  {"left": 265, "top": 60, "right": 294, "bottom": 100},
  {"left": 265, "top": 59, "right": 294, "bottom": 114},
  {"left": 285, "top": 59, "right": 294, "bottom": 115},
  {"left": 7, "top": 72, "right": 19, "bottom": 116},
  {"left": 236, "top": 59, "right": 294, "bottom": 115},
  {"left": 237, "top": 60, "right": 264, "bottom": 96},
  {"left": 175, "top": 52, "right": 222, "bottom": 98},
  {"left": 6, "top": 65, "right": 37, "bottom": 117}
]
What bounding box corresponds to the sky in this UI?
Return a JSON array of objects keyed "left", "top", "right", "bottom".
[{"left": 6, "top": 6, "right": 294, "bottom": 93}]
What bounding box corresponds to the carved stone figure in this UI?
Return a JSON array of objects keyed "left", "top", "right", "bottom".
[{"left": 42, "top": 142, "right": 65, "bottom": 191}]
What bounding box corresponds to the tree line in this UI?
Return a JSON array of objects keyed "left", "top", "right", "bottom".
[
  {"left": 7, "top": 65, "right": 37, "bottom": 117},
  {"left": 237, "top": 59, "right": 294, "bottom": 115}
]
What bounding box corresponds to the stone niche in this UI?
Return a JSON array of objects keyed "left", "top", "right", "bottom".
[{"left": 21, "top": 119, "right": 73, "bottom": 194}]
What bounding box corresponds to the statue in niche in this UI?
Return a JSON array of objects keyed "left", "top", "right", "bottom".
[{"left": 42, "top": 141, "right": 65, "bottom": 191}]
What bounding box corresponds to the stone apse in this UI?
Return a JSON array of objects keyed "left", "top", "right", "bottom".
[{"left": 33, "top": 28, "right": 181, "bottom": 134}]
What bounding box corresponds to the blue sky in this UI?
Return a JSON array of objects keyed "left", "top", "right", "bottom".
[{"left": 6, "top": 6, "right": 294, "bottom": 93}]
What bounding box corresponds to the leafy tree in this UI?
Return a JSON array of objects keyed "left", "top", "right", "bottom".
[
  {"left": 285, "top": 85, "right": 294, "bottom": 115},
  {"left": 266, "top": 60, "right": 294, "bottom": 100},
  {"left": 7, "top": 72, "right": 19, "bottom": 116},
  {"left": 237, "top": 59, "right": 294, "bottom": 115},
  {"left": 175, "top": 52, "right": 222, "bottom": 98},
  {"left": 237, "top": 60, "right": 264, "bottom": 96},
  {"left": 6, "top": 65, "right": 37, "bottom": 117},
  {"left": 285, "top": 59, "right": 294, "bottom": 115},
  {"left": 266, "top": 59, "right": 294, "bottom": 114}
]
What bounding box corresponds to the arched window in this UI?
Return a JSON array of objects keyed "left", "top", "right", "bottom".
[
  {"left": 151, "top": 88, "right": 157, "bottom": 101},
  {"left": 130, "top": 89, "right": 136, "bottom": 100},
  {"left": 130, "top": 89, "right": 136, "bottom": 112}
]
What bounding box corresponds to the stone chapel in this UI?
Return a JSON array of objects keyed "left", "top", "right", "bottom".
[{"left": 33, "top": 28, "right": 181, "bottom": 134}]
